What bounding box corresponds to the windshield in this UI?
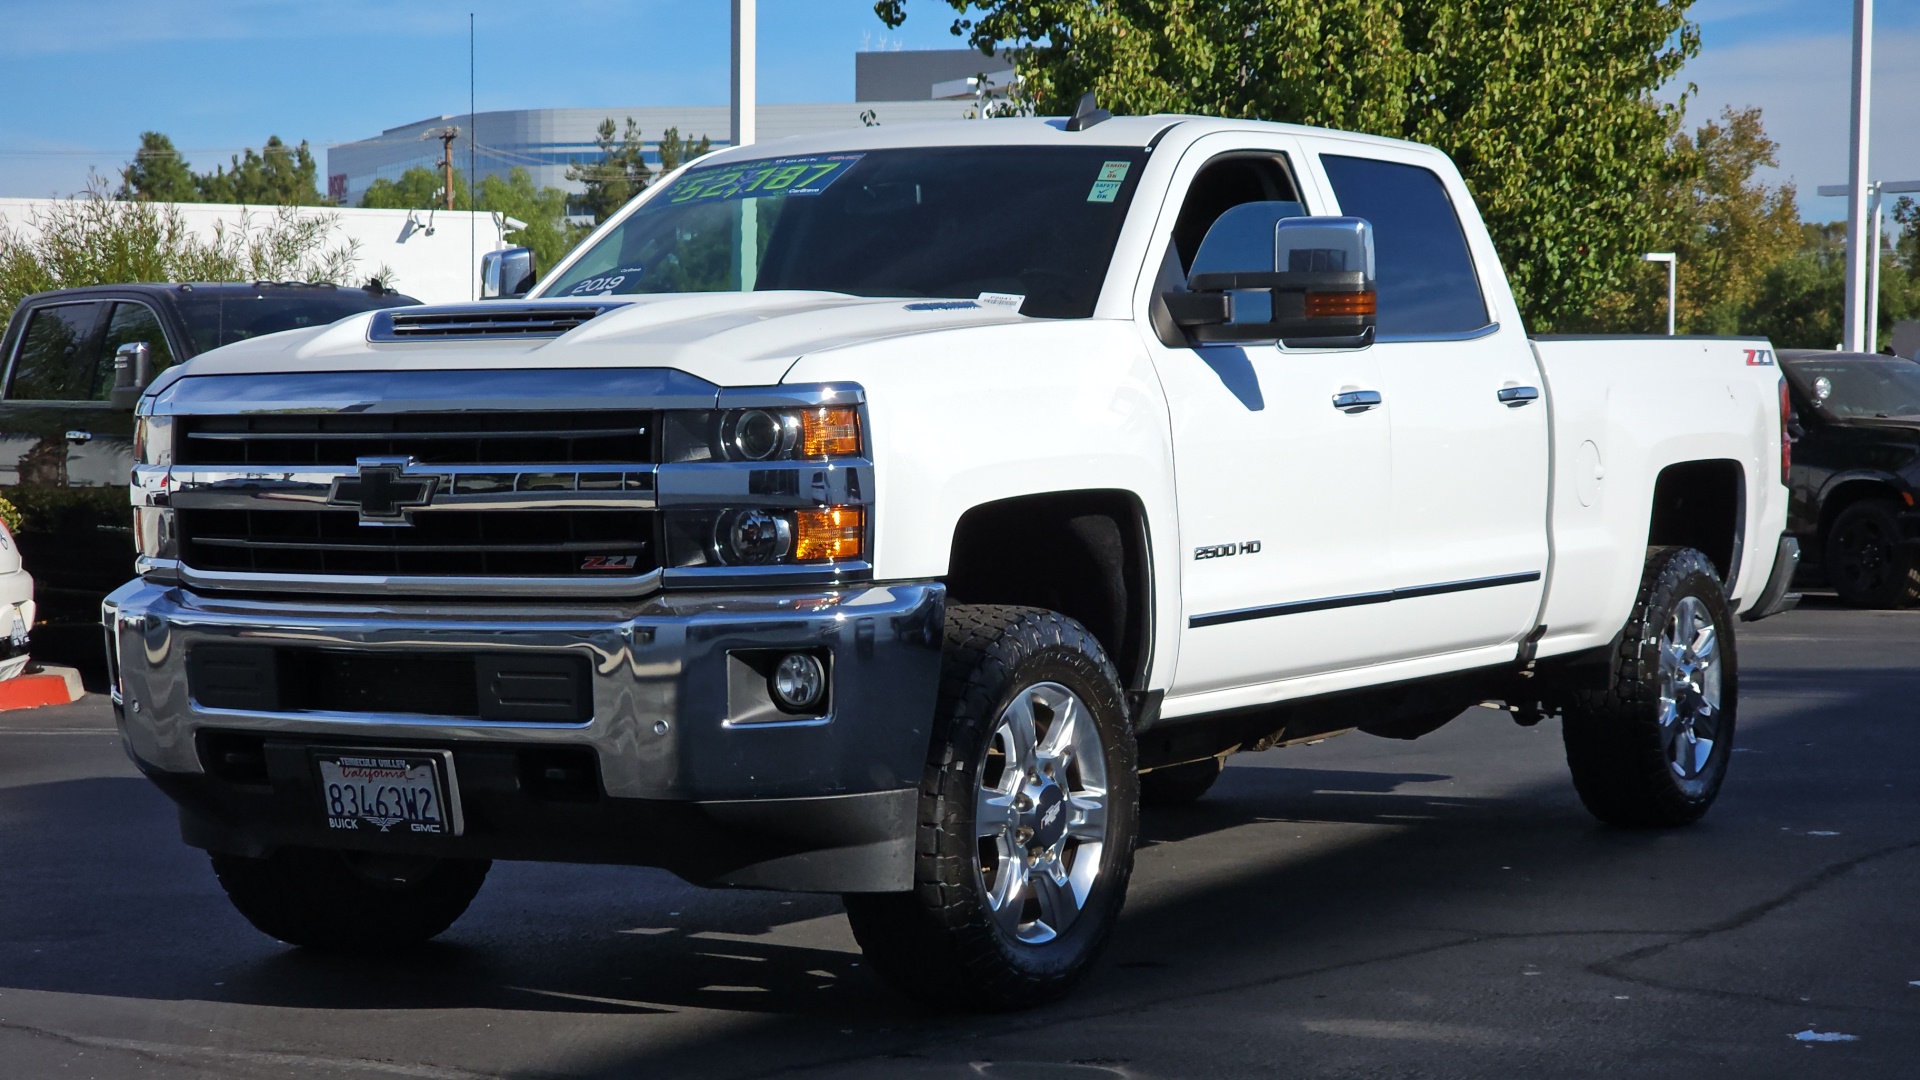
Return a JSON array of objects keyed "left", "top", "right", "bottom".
[
  {"left": 541, "top": 146, "right": 1148, "bottom": 319},
  {"left": 174, "top": 290, "right": 419, "bottom": 353},
  {"left": 1788, "top": 357, "right": 1920, "bottom": 420}
]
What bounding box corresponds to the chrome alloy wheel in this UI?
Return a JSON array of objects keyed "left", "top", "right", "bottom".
[
  {"left": 974, "top": 681, "right": 1109, "bottom": 945},
  {"left": 1657, "top": 595, "right": 1724, "bottom": 783}
]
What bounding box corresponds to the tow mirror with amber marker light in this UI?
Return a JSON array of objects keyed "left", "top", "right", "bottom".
[{"left": 1162, "top": 209, "right": 1377, "bottom": 348}]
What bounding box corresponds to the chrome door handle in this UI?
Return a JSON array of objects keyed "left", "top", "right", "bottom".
[
  {"left": 1497, "top": 386, "right": 1540, "bottom": 407},
  {"left": 64, "top": 430, "right": 93, "bottom": 443},
  {"left": 1331, "top": 390, "right": 1383, "bottom": 413}
]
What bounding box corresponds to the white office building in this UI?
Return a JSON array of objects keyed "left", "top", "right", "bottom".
[{"left": 324, "top": 51, "right": 1013, "bottom": 208}]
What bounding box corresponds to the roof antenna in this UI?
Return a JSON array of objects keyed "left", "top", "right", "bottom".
[{"left": 1064, "top": 91, "right": 1112, "bottom": 131}]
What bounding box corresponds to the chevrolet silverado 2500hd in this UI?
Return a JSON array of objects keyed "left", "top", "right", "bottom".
[{"left": 104, "top": 113, "right": 1798, "bottom": 1009}]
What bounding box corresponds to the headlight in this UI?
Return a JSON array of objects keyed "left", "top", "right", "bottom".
[{"left": 665, "top": 406, "right": 863, "bottom": 463}]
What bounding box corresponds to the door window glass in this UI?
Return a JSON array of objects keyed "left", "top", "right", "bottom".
[
  {"left": 7, "top": 302, "right": 107, "bottom": 401},
  {"left": 99, "top": 302, "right": 175, "bottom": 395},
  {"left": 1319, "top": 155, "right": 1489, "bottom": 337}
]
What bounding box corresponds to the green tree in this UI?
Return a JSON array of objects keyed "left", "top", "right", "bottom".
[
  {"left": 360, "top": 166, "right": 465, "bottom": 211},
  {"left": 566, "top": 120, "right": 713, "bottom": 225},
  {"left": 877, "top": 0, "right": 1699, "bottom": 331},
  {"left": 118, "top": 132, "right": 197, "bottom": 202},
  {"left": 1, "top": 181, "right": 368, "bottom": 343},
  {"left": 475, "top": 167, "right": 588, "bottom": 274},
  {"left": 568, "top": 118, "right": 651, "bottom": 224},
  {"left": 1592, "top": 106, "right": 1803, "bottom": 334},
  {"left": 658, "top": 126, "right": 712, "bottom": 174},
  {"left": 359, "top": 165, "right": 587, "bottom": 273},
  {"left": 194, "top": 136, "right": 327, "bottom": 206}
]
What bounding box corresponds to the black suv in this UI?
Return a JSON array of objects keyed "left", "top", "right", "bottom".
[
  {"left": 1782, "top": 349, "right": 1920, "bottom": 607},
  {"left": 0, "top": 282, "right": 420, "bottom": 670}
]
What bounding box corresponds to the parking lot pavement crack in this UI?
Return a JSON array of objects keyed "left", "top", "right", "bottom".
[
  {"left": 1587, "top": 839, "right": 1920, "bottom": 1008},
  {"left": 0, "top": 1017, "right": 518, "bottom": 1080}
]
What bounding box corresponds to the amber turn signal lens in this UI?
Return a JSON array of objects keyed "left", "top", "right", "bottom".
[
  {"left": 793, "top": 506, "right": 865, "bottom": 561},
  {"left": 800, "top": 406, "right": 862, "bottom": 458},
  {"left": 1304, "top": 291, "right": 1377, "bottom": 317}
]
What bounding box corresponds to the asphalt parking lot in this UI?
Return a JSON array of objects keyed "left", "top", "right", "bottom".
[{"left": 2, "top": 596, "right": 1915, "bottom": 1080}]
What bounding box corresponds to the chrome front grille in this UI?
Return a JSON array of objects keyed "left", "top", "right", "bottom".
[
  {"left": 176, "top": 411, "right": 653, "bottom": 467},
  {"left": 165, "top": 409, "right": 659, "bottom": 587}
]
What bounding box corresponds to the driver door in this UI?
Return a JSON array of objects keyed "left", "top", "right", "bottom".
[{"left": 1142, "top": 136, "right": 1400, "bottom": 701}]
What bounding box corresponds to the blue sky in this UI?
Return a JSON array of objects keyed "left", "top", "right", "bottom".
[{"left": 0, "top": 0, "right": 1915, "bottom": 220}]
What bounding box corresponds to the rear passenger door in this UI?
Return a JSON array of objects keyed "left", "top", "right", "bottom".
[
  {"left": 0, "top": 298, "right": 174, "bottom": 648},
  {"left": 1312, "top": 149, "right": 1550, "bottom": 661}
]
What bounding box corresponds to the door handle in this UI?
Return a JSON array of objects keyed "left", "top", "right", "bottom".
[
  {"left": 1497, "top": 386, "right": 1540, "bottom": 407},
  {"left": 64, "top": 430, "right": 93, "bottom": 443},
  {"left": 1331, "top": 390, "right": 1383, "bottom": 413}
]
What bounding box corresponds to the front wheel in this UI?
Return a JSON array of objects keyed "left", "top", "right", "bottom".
[
  {"left": 1562, "top": 546, "right": 1736, "bottom": 827},
  {"left": 843, "top": 605, "right": 1138, "bottom": 1010}
]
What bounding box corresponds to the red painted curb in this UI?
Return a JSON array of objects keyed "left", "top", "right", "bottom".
[{"left": 0, "top": 672, "right": 78, "bottom": 710}]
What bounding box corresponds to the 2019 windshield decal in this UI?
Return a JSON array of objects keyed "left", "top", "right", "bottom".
[{"left": 661, "top": 154, "right": 865, "bottom": 207}]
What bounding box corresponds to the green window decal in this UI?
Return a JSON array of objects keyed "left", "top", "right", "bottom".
[{"left": 661, "top": 154, "right": 865, "bottom": 208}]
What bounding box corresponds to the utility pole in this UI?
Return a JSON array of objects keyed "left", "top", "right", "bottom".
[
  {"left": 1843, "top": 0, "right": 1873, "bottom": 352},
  {"left": 425, "top": 125, "right": 460, "bottom": 211}
]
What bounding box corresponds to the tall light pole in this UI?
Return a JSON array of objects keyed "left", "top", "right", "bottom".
[
  {"left": 731, "top": 0, "right": 756, "bottom": 150},
  {"left": 731, "top": 0, "right": 757, "bottom": 290},
  {"left": 1823, "top": 178, "right": 1920, "bottom": 352},
  {"left": 1644, "top": 252, "right": 1676, "bottom": 336},
  {"left": 1843, "top": 0, "right": 1874, "bottom": 352}
]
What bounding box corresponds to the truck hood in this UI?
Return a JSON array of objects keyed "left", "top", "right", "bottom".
[{"left": 151, "top": 292, "right": 1031, "bottom": 393}]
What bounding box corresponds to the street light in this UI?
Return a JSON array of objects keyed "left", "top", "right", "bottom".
[
  {"left": 1644, "top": 252, "right": 1676, "bottom": 336},
  {"left": 1821, "top": 179, "right": 1920, "bottom": 352},
  {"left": 1843, "top": 0, "right": 1873, "bottom": 352}
]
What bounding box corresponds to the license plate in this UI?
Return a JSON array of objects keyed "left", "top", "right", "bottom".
[{"left": 312, "top": 750, "right": 463, "bottom": 836}]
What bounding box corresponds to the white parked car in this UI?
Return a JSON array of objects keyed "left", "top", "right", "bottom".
[
  {"left": 105, "top": 108, "right": 1796, "bottom": 1009},
  {"left": 0, "top": 518, "right": 35, "bottom": 681}
]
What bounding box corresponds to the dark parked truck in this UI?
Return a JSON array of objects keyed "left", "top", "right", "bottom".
[
  {"left": 0, "top": 282, "right": 417, "bottom": 667},
  {"left": 106, "top": 115, "right": 1797, "bottom": 1009},
  {"left": 1781, "top": 348, "right": 1920, "bottom": 607}
]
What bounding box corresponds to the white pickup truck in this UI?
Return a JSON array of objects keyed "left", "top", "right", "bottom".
[{"left": 104, "top": 109, "right": 1798, "bottom": 1009}]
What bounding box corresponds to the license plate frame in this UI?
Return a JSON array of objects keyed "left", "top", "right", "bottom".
[{"left": 310, "top": 748, "right": 464, "bottom": 837}]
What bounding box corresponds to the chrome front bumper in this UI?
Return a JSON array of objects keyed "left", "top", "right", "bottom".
[{"left": 102, "top": 579, "right": 944, "bottom": 891}]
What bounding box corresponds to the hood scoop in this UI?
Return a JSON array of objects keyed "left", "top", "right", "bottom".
[{"left": 369, "top": 302, "right": 628, "bottom": 342}]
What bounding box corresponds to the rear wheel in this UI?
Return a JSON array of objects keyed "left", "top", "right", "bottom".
[
  {"left": 1139, "top": 757, "right": 1224, "bottom": 806},
  {"left": 211, "top": 847, "right": 490, "bottom": 950},
  {"left": 1562, "top": 546, "right": 1736, "bottom": 828},
  {"left": 843, "top": 605, "right": 1138, "bottom": 1010},
  {"left": 1825, "top": 499, "right": 1920, "bottom": 608}
]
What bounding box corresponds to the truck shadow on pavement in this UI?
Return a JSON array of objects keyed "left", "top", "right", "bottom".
[{"left": 0, "top": 673, "right": 1913, "bottom": 1077}]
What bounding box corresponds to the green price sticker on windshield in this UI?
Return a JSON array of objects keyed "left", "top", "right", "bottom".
[{"left": 663, "top": 154, "right": 865, "bottom": 207}]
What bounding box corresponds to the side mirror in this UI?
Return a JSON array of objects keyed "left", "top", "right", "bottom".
[
  {"left": 1162, "top": 210, "right": 1377, "bottom": 348},
  {"left": 480, "top": 247, "right": 537, "bottom": 299},
  {"left": 109, "top": 341, "right": 151, "bottom": 411}
]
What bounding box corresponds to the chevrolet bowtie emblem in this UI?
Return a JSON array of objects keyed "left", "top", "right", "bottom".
[{"left": 329, "top": 457, "right": 438, "bottom": 525}]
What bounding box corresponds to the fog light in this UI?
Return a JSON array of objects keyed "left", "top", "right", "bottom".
[{"left": 769, "top": 652, "right": 827, "bottom": 712}]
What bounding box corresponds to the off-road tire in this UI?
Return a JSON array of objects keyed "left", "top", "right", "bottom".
[
  {"left": 1562, "top": 546, "right": 1736, "bottom": 828},
  {"left": 1139, "top": 757, "right": 1224, "bottom": 806},
  {"left": 211, "top": 848, "right": 490, "bottom": 950},
  {"left": 1824, "top": 499, "right": 1920, "bottom": 608},
  {"left": 843, "top": 605, "right": 1138, "bottom": 1010}
]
